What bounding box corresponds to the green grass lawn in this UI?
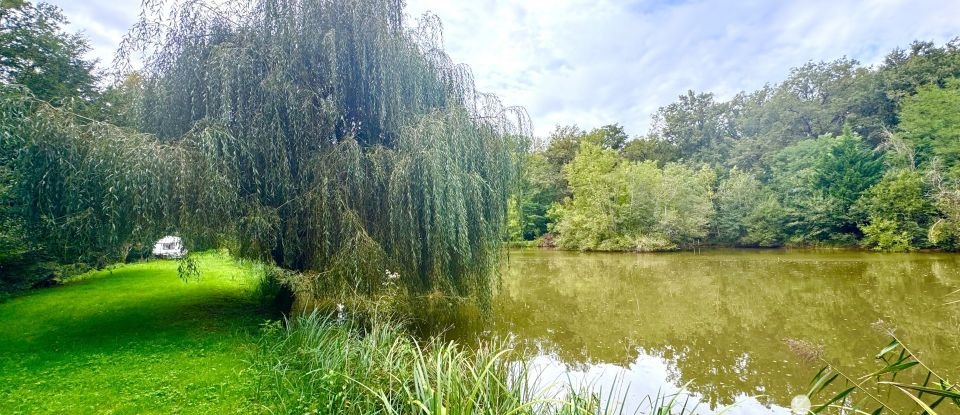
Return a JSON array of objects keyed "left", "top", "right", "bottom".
[{"left": 0, "top": 253, "right": 275, "bottom": 414}]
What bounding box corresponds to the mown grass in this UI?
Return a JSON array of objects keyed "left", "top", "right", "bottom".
[{"left": 0, "top": 252, "right": 275, "bottom": 414}]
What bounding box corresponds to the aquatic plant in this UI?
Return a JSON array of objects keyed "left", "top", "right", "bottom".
[
  {"left": 247, "top": 310, "right": 707, "bottom": 415},
  {"left": 791, "top": 322, "right": 959, "bottom": 414}
]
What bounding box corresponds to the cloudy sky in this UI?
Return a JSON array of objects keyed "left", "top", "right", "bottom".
[{"left": 49, "top": 0, "right": 960, "bottom": 137}]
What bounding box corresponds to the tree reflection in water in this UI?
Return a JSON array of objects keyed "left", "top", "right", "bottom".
[{"left": 416, "top": 249, "right": 960, "bottom": 413}]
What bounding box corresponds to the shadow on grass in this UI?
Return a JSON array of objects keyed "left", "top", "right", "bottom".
[
  {"left": 0, "top": 255, "right": 279, "bottom": 414},
  {"left": 0, "top": 257, "right": 276, "bottom": 354}
]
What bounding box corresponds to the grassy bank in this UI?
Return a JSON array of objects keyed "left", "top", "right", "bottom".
[
  {"left": 0, "top": 252, "right": 274, "bottom": 414},
  {"left": 0, "top": 252, "right": 628, "bottom": 414},
  {"left": 7, "top": 250, "right": 951, "bottom": 414}
]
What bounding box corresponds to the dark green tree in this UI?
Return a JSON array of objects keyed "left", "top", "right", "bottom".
[
  {"left": 856, "top": 170, "right": 934, "bottom": 251},
  {"left": 742, "top": 195, "right": 787, "bottom": 247},
  {"left": 582, "top": 123, "right": 628, "bottom": 151},
  {"left": 510, "top": 153, "right": 564, "bottom": 241},
  {"left": 712, "top": 169, "right": 767, "bottom": 245},
  {"left": 731, "top": 59, "right": 891, "bottom": 172},
  {"left": 879, "top": 40, "right": 960, "bottom": 101},
  {"left": 651, "top": 90, "right": 738, "bottom": 165},
  {"left": 770, "top": 129, "right": 882, "bottom": 244},
  {"left": 0, "top": 1, "right": 98, "bottom": 104},
  {"left": 621, "top": 136, "right": 680, "bottom": 165},
  {"left": 6, "top": 0, "right": 528, "bottom": 306},
  {"left": 899, "top": 79, "right": 960, "bottom": 178},
  {"left": 1, "top": 1, "right": 101, "bottom": 293},
  {"left": 543, "top": 125, "right": 584, "bottom": 167}
]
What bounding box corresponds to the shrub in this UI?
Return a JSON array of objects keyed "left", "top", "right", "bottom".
[{"left": 856, "top": 170, "right": 934, "bottom": 251}]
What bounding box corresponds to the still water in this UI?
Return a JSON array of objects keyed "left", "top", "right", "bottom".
[{"left": 432, "top": 249, "right": 960, "bottom": 414}]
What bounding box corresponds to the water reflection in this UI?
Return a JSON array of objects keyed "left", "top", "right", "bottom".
[
  {"left": 421, "top": 249, "right": 960, "bottom": 413},
  {"left": 524, "top": 351, "right": 790, "bottom": 415}
]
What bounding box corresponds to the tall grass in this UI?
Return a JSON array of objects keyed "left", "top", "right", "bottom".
[{"left": 246, "top": 311, "right": 696, "bottom": 415}]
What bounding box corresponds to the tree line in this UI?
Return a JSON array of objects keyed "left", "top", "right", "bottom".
[
  {"left": 4, "top": 0, "right": 960, "bottom": 299},
  {"left": 510, "top": 41, "right": 960, "bottom": 251}
]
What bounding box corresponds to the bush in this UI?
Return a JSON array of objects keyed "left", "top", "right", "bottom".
[
  {"left": 856, "top": 170, "right": 934, "bottom": 251},
  {"left": 0, "top": 259, "right": 54, "bottom": 296},
  {"left": 742, "top": 196, "right": 787, "bottom": 247},
  {"left": 550, "top": 143, "right": 714, "bottom": 251},
  {"left": 860, "top": 218, "right": 913, "bottom": 252}
]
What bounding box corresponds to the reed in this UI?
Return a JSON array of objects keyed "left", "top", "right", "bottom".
[
  {"left": 247, "top": 310, "right": 701, "bottom": 415},
  {"left": 792, "top": 323, "right": 959, "bottom": 415}
]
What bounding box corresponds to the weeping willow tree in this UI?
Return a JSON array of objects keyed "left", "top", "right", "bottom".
[{"left": 2, "top": 0, "right": 530, "bottom": 307}]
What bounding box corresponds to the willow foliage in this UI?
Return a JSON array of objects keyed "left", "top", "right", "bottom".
[{"left": 3, "top": 0, "right": 529, "bottom": 306}]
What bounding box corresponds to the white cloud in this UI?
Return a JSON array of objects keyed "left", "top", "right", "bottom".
[
  {"left": 405, "top": 0, "right": 960, "bottom": 136},
  {"left": 47, "top": 0, "right": 139, "bottom": 66},
  {"left": 51, "top": 0, "right": 960, "bottom": 136}
]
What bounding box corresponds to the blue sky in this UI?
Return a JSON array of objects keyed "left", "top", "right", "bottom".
[{"left": 50, "top": 0, "right": 960, "bottom": 137}]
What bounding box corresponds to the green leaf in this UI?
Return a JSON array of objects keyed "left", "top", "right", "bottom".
[
  {"left": 813, "top": 386, "right": 856, "bottom": 414},
  {"left": 878, "top": 382, "right": 960, "bottom": 400},
  {"left": 876, "top": 339, "right": 899, "bottom": 359},
  {"left": 810, "top": 366, "right": 830, "bottom": 389},
  {"left": 809, "top": 373, "right": 839, "bottom": 397},
  {"left": 919, "top": 371, "right": 933, "bottom": 399},
  {"left": 861, "top": 361, "right": 919, "bottom": 380},
  {"left": 809, "top": 366, "right": 829, "bottom": 389},
  {"left": 894, "top": 386, "right": 939, "bottom": 415}
]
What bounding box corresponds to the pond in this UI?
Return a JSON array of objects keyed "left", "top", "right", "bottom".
[{"left": 426, "top": 249, "right": 960, "bottom": 414}]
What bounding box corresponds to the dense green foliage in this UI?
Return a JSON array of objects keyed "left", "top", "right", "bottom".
[
  {"left": 712, "top": 168, "right": 769, "bottom": 246},
  {"left": 512, "top": 40, "right": 960, "bottom": 252},
  {"left": 769, "top": 129, "right": 883, "bottom": 245},
  {"left": 2, "top": 2, "right": 958, "bottom": 413},
  {"left": 0, "top": 1, "right": 97, "bottom": 104},
  {"left": 856, "top": 170, "right": 935, "bottom": 251},
  {"left": 0, "top": 0, "right": 103, "bottom": 293},
  {"left": 900, "top": 80, "right": 960, "bottom": 176},
  {"left": 548, "top": 142, "right": 715, "bottom": 251},
  {"left": 1, "top": 0, "right": 527, "bottom": 303},
  {"left": 507, "top": 153, "right": 564, "bottom": 241}
]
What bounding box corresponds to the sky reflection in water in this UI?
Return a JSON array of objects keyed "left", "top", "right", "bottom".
[{"left": 422, "top": 249, "right": 960, "bottom": 414}]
